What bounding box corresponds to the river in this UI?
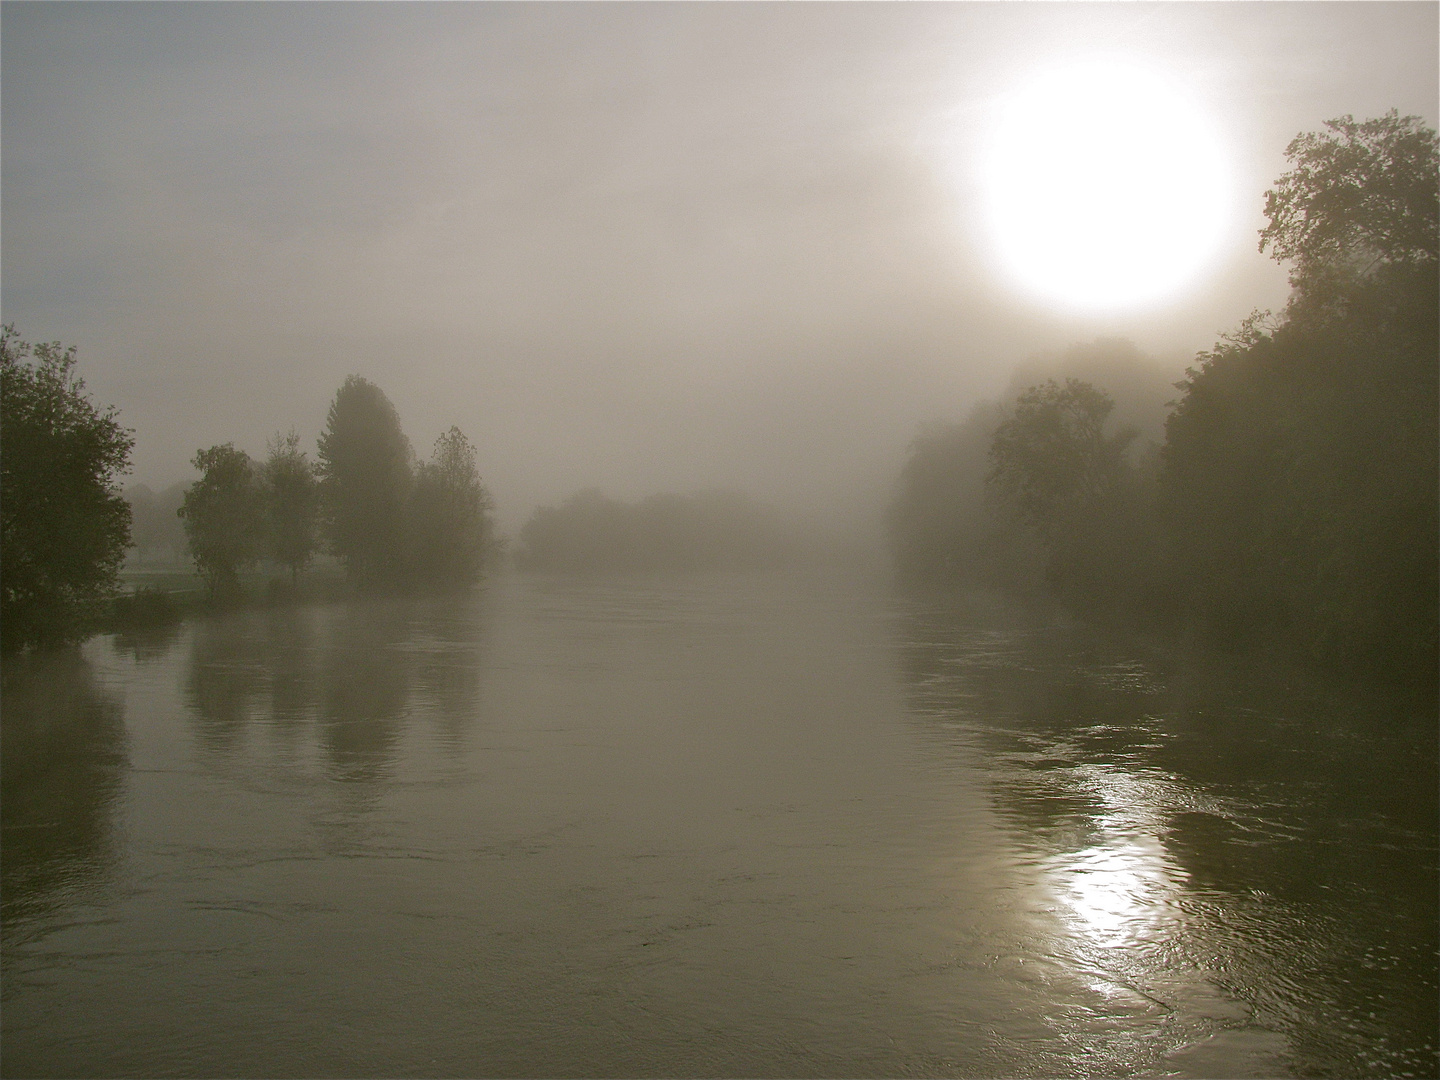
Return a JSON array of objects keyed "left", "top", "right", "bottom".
[{"left": 2, "top": 570, "right": 1435, "bottom": 1078}]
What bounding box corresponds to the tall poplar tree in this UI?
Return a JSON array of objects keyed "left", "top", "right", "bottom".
[{"left": 316, "top": 376, "right": 413, "bottom": 585}]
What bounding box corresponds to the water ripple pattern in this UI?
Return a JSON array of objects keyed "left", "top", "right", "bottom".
[{"left": 2, "top": 572, "right": 1435, "bottom": 1078}]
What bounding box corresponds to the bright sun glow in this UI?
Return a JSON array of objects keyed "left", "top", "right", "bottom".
[
  {"left": 1055, "top": 837, "right": 1174, "bottom": 944},
  {"left": 981, "top": 58, "right": 1234, "bottom": 312}
]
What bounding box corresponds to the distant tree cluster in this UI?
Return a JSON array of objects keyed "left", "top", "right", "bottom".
[
  {"left": 181, "top": 375, "right": 495, "bottom": 596},
  {"left": 891, "top": 113, "right": 1438, "bottom": 685},
  {"left": 516, "top": 488, "right": 791, "bottom": 572},
  {"left": 1, "top": 327, "right": 134, "bottom": 652},
  {"left": 1, "top": 349, "right": 496, "bottom": 654},
  {"left": 888, "top": 338, "right": 1173, "bottom": 610}
]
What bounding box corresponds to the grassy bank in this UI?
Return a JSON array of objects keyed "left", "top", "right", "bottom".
[{"left": 104, "top": 565, "right": 353, "bottom": 635}]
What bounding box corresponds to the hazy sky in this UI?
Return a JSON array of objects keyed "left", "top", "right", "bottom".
[{"left": 3, "top": 2, "right": 1436, "bottom": 531}]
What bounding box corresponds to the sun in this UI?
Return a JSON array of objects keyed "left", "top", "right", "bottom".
[{"left": 979, "top": 58, "right": 1234, "bottom": 312}]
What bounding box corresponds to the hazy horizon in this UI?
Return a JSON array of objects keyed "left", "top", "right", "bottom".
[
  {"left": 4, "top": 9, "right": 1436, "bottom": 1073},
  {"left": 3, "top": 2, "right": 1436, "bottom": 533}
]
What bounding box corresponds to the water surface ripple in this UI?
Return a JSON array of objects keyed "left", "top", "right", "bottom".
[{"left": 2, "top": 571, "right": 1435, "bottom": 1077}]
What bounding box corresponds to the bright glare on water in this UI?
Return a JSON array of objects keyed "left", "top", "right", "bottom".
[{"left": 2, "top": 571, "right": 1435, "bottom": 1078}]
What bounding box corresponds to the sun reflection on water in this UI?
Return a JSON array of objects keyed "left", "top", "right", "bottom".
[
  {"left": 1051, "top": 833, "right": 1176, "bottom": 946},
  {"left": 1041, "top": 765, "right": 1188, "bottom": 948}
]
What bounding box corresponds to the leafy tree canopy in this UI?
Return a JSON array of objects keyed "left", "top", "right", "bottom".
[
  {"left": 987, "top": 378, "right": 1136, "bottom": 541},
  {"left": 1261, "top": 111, "right": 1438, "bottom": 300},
  {"left": 1164, "top": 114, "right": 1438, "bottom": 679},
  {"left": 408, "top": 426, "right": 495, "bottom": 589},
  {"left": 179, "top": 444, "right": 267, "bottom": 598},
  {"left": 316, "top": 376, "right": 413, "bottom": 584},
  {"left": 1, "top": 326, "right": 133, "bottom": 652},
  {"left": 264, "top": 431, "right": 319, "bottom": 583}
]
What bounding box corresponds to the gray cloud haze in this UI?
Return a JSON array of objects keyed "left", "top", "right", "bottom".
[{"left": 4, "top": 2, "right": 1436, "bottom": 531}]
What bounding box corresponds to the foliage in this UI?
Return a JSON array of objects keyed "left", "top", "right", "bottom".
[
  {"left": 316, "top": 376, "right": 413, "bottom": 585},
  {"left": 985, "top": 378, "right": 1170, "bottom": 619},
  {"left": 1163, "top": 269, "right": 1437, "bottom": 676},
  {"left": 407, "top": 427, "right": 495, "bottom": 589},
  {"left": 890, "top": 116, "right": 1436, "bottom": 685},
  {"left": 886, "top": 404, "right": 1044, "bottom": 593},
  {"left": 888, "top": 340, "right": 1182, "bottom": 601},
  {"left": 179, "top": 444, "right": 268, "bottom": 598},
  {"left": 1165, "top": 114, "right": 1438, "bottom": 681},
  {"left": 1261, "top": 112, "right": 1438, "bottom": 299},
  {"left": 1, "top": 326, "right": 134, "bottom": 653},
  {"left": 987, "top": 378, "right": 1137, "bottom": 541},
  {"left": 263, "top": 431, "right": 319, "bottom": 583}
]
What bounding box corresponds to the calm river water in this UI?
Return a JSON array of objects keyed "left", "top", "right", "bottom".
[{"left": 2, "top": 571, "right": 1435, "bottom": 1078}]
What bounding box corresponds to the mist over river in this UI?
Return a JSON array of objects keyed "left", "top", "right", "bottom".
[{"left": 2, "top": 571, "right": 1435, "bottom": 1078}]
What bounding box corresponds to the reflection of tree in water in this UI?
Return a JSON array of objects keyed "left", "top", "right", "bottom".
[
  {"left": 898, "top": 603, "right": 1162, "bottom": 841},
  {"left": 1156, "top": 663, "right": 1438, "bottom": 1077},
  {"left": 111, "top": 620, "right": 183, "bottom": 665},
  {"left": 183, "top": 607, "right": 327, "bottom": 770},
  {"left": 183, "top": 602, "right": 414, "bottom": 783},
  {"left": 893, "top": 598, "right": 1439, "bottom": 1077},
  {"left": 180, "top": 598, "right": 489, "bottom": 785},
  {"left": 409, "top": 597, "right": 485, "bottom": 750},
  {"left": 318, "top": 599, "right": 413, "bottom": 783},
  {"left": 896, "top": 601, "right": 1436, "bottom": 882},
  {"left": 263, "top": 606, "right": 321, "bottom": 724},
  {"left": 185, "top": 613, "right": 272, "bottom": 760},
  {"left": 1, "top": 651, "right": 127, "bottom": 931}
]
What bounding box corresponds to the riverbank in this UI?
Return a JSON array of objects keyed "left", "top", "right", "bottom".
[{"left": 104, "top": 565, "right": 353, "bottom": 636}]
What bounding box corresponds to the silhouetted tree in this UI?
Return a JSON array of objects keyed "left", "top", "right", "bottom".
[
  {"left": 516, "top": 489, "right": 629, "bottom": 572},
  {"left": 1, "top": 649, "right": 128, "bottom": 923},
  {"left": 888, "top": 117, "right": 1434, "bottom": 683},
  {"left": 1, "top": 326, "right": 133, "bottom": 653},
  {"left": 407, "top": 426, "right": 495, "bottom": 588},
  {"left": 263, "top": 430, "right": 319, "bottom": 583},
  {"left": 1164, "top": 114, "right": 1438, "bottom": 680},
  {"left": 179, "top": 444, "right": 267, "bottom": 599},
  {"left": 888, "top": 340, "right": 1177, "bottom": 596},
  {"left": 887, "top": 404, "right": 1046, "bottom": 592},
  {"left": 316, "top": 376, "right": 413, "bottom": 585},
  {"left": 1261, "top": 111, "right": 1438, "bottom": 308},
  {"left": 987, "top": 378, "right": 1168, "bottom": 619},
  {"left": 987, "top": 379, "right": 1136, "bottom": 543}
]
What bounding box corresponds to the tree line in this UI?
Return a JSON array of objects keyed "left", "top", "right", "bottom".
[
  {"left": 179, "top": 375, "right": 495, "bottom": 597},
  {"left": 0, "top": 356, "right": 495, "bottom": 652},
  {"left": 5, "top": 112, "right": 1434, "bottom": 685},
  {"left": 890, "top": 113, "right": 1438, "bottom": 686}
]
